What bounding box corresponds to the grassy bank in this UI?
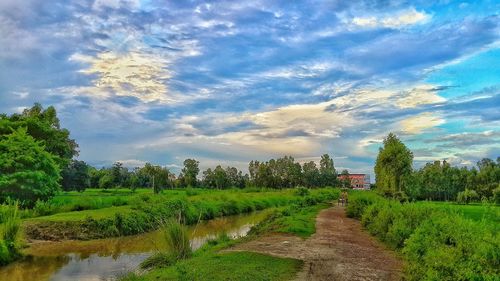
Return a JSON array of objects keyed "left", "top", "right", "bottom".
[
  {"left": 121, "top": 239, "right": 303, "bottom": 281},
  {"left": 120, "top": 191, "right": 334, "bottom": 281},
  {"left": 25, "top": 188, "right": 339, "bottom": 240},
  {"left": 0, "top": 203, "right": 22, "bottom": 265},
  {"left": 346, "top": 192, "right": 500, "bottom": 280}
]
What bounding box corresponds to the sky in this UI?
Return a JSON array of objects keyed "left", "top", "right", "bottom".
[{"left": 0, "top": 0, "right": 499, "bottom": 177}]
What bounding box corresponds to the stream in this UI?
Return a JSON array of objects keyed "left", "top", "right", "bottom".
[{"left": 0, "top": 210, "right": 270, "bottom": 281}]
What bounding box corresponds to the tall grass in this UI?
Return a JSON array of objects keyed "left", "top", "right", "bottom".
[
  {"left": 0, "top": 201, "right": 22, "bottom": 265},
  {"left": 163, "top": 220, "right": 192, "bottom": 260}
]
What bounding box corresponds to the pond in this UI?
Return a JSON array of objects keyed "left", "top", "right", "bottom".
[{"left": 0, "top": 211, "right": 270, "bottom": 281}]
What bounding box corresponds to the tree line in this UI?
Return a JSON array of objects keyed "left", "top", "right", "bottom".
[
  {"left": 375, "top": 133, "right": 500, "bottom": 203},
  {"left": 0, "top": 104, "right": 341, "bottom": 207},
  {"left": 60, "top": 154, "right": 340, "bottom": 192}
]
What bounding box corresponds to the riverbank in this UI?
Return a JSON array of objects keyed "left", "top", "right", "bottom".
[
  {"left": 120, "top": 202, "right": 331, "bottom": 281},
  {"left": 23, "top": 188, "right": 339, "bottom": 241}
]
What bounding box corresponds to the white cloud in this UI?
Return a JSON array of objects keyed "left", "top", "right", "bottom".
[
  {"left": 352, "top": 8, "right": 430, "bottom": 29},
  {"left": 71, "top": 51, "right": 173, "bottom": 103},
  {"left": 399, "top": 112, "right": 445, "bottom": 134}
]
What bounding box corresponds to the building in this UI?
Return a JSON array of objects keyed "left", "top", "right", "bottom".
[{"left": 338, "top": 174, "right": 371, "bottom": 189}]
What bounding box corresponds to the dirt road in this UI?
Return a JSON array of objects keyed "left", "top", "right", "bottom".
[{"left": 227, "top": 206, "right": 402, "bottom": 281}]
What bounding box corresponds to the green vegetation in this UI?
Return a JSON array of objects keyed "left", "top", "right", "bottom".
[
  {"left": 24, "top": 188, "right": 340, "bottom": 240},
  {"left": 124, "top": 248, "right": 302, "bottom": 281},
  {"left": 251, "top": 203, "right": 330, "bottom": 238},
  {"left": 374, "top": 132, "right": 414, "bottom": 200},
  {"left": 0, "top": 128, "right": 61, "bottom": 207},
  {"left": 163, "top": 221, "right": 192, "bottom": 260},
  {"left": 347, "top": 192, "right": 500, "bottom": 280},
  {"left": 0, "top": 202, "right": 22, "bottom": 265}
]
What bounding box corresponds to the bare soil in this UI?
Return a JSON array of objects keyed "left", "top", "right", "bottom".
[{"left": 226, "top": 206, "right": 403, "bottom": 281}]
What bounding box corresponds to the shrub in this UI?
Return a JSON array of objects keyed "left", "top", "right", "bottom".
[
  {"left": 0, "top": 201, "right": 22, "bottom": 265},
  {"left": 403, "top": 214, "right": 499, "bottom": 281},
  {"left": 346, "top": 191, "right": 382, "bottom": 219},
  {"left": 163, "top": 220, "right": 192, "bottom": 260},
  {"left": 456, "top": 189, "right": 479, "bottom": 204},
  {"left": 353, "top": 194, "right": 499, "bottom": 280},
  {"left": 294, "top": 187, "right": 310, "bottom": 197}
]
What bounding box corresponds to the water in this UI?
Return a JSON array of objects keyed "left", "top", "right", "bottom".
[{"left": 0, "top": 211, "right": 270, "bottom": 281}]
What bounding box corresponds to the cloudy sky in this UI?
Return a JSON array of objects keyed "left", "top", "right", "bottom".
[{"left": 0, "top": 0, "right": 499, "bottom": 176}]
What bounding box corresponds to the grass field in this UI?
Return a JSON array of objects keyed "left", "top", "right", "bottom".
[{"left": 416, "top": 201, "right": 500, "bottom": 222}]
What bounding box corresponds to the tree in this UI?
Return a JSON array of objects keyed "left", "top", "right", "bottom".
[
  {"left": 142, "top": 163, "right": 172, "bottom": 193},
  {"left": 340, "top": 170, "right": 351, "bottom": 189},
  {"left": 302, "top": 161, "right": 320, "bottom": 188},
  {"left": 0, "top": 103, "right": 78, "bottom": 169},
  {"left": 61, "top": 160, "right": 90, "bottom": 192},
  {"left": 319, "top": 154, "right": 337, "bottom": 186},
  {"left": 181, "top": 159, "right": 200, "bottom": 187},
  {"left": 0, "top": 128, "right": 60, "bottom": 207},
  {"left": 374, "top": 133, "right": 413, "bottom": 197}
]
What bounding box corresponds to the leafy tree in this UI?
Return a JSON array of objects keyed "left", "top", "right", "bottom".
[
  {"left": 98, "top": 173, "right": 114, "bottom": 189},
  {"left": 0, "top": 128, "right": 60, "bottom": 206},
  {"left": 302, "top": 161, "right": 320, "bottom": 188},
  {"left": 181, "top": 159, "right": 199, "bottom": 187},
  {"left": 319, "top": 154, "right": 337, "bottom": 186},
  {"left": 61, "top": 160, "right": 90, "bottom": 192},
  {"left": 456, "top": 189, "right": 479, "bottom": 204},
  {"left": 0, "top": 103, "right": 78, "bottom": 169},
  {"left": 374, "top": 133, "right": 413, "bottom": 197},
  {"left": 142, "top": 163, "right": 172, "bottom": 193}
]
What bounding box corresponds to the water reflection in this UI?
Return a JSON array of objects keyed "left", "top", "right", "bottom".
[{"left": 0, "top": 211, "right": 269, "bottom": 281}]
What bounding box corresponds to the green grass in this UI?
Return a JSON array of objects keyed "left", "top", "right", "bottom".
[
  {"left": 249, "top": 203, "right": 330, "bottom": 238},
  {"left": 24, "top": 188, "right": 340, "bottom": 240},
  {"left": 416, "top": 201, "right": 500, "bottom": 222},
  {"left": 135, "top": 252, "right": 302, "bottom": 281},
  {"left": 122, "top": 235, "right": 303, "bottom": 281},
  {"left": 28, "top": 205, "right": 133, "bottom": 222}
]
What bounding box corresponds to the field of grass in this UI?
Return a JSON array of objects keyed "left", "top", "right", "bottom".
[
  {"left": 28, "top": 205, "right": 133, "bottom": 222},
  {"left": 416, "top": 201, "right": 500, "bottom": 222},
  {"left": 250, "top": 203, "right": 329, "bottom": 238}
]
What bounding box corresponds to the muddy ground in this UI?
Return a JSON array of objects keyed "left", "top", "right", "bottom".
[{"left": 227, "top": 206, "right": 402, "bottom": 281}]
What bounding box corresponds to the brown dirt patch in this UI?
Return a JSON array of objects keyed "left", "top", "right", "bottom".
[{"left": 226, "top": 206, "right": 402, "bottom": 281}]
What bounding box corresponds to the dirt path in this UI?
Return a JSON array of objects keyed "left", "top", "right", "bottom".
[{"left": 227, "top": 206, "right": 402, "bottom": 281}]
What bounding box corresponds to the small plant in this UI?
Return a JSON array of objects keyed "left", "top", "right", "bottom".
[
  {"left": 163, "top": 220, "right": 192, "bottom": 260},
  {"left": 0, "top": 201, "right": 22, "bottom": 265},
  {"left": 294, "top": 187, "right": 310, "bottom": 197}
]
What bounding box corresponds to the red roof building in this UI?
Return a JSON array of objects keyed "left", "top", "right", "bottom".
[{"left": 338, "top": 174, "right": 371, "bottom": 189}]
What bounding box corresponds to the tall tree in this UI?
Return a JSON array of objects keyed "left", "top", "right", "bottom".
[
  {"left": 0, "top": 128, "right": 61, "bottom": 206},
  {"left": 181, "top": 159, "right": 200, "bottom": 187},
  {"left": 374, "top": 133, "right": 413, "bottom": 197},
  {"left": 302, "top": 161, "right": 320, "bottom": 188},
  {"left": 319, "top": 154, "right": 337, "bottom": 186}
]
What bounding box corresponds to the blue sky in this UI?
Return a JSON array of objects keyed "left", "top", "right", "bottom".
[{"left": 0, "top": 0, "right": 499, "bottom": 177}]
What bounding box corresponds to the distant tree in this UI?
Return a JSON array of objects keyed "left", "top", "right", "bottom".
[
  {"left": 340, "top": 169, "right": 351, "bottom": 189},
  {"left": 319, "top": 154, "right": 337, "bottom": 186},
  {"left": 0, "top": 128, "right": 60, "bottom": 207},
  {"left": 374, "top": 133, "right": 413, "bottom": 197},
  {"left": 142, "top": 163, "right": 172, "bottom": 193},
  {"left": 99, "top": 173, "right": 114, "bottom": 189},
  {"left": 181, "top": 159, "right": 200, "bottom": 187},
  {"left": 61, "top": 160, "right": 90, "bottom": 192},
  {"left": 456, "top": 189, "right": 479, "bottom": 204},
  {"left": 302, "top": 161, "right": 320, "bottom": 188},
  {"left": 214, "top": 165, "right": 229, "bottom": 189}
]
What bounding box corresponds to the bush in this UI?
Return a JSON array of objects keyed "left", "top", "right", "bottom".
[
  {"left": 163, "top": 220, "right": 192, "bottom": 260},
  {"left": 346, "top": 191, "right": 382, "bottom": 219},
  {"left": 352, "top": 193, "right": 499, "bottom": 280},
  {"left": 456, "top": 189, "right": 479, "bottom": 204},
  {"left": 404, "top": 214, "right": 499, "bottom": 281},
  {"left": 294, "top": 187, "right": 310, "bottom": 197}
]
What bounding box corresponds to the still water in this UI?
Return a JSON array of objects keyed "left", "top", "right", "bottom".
[{"left": 0, "top": 211, "right": 270, "bottom": 281}]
